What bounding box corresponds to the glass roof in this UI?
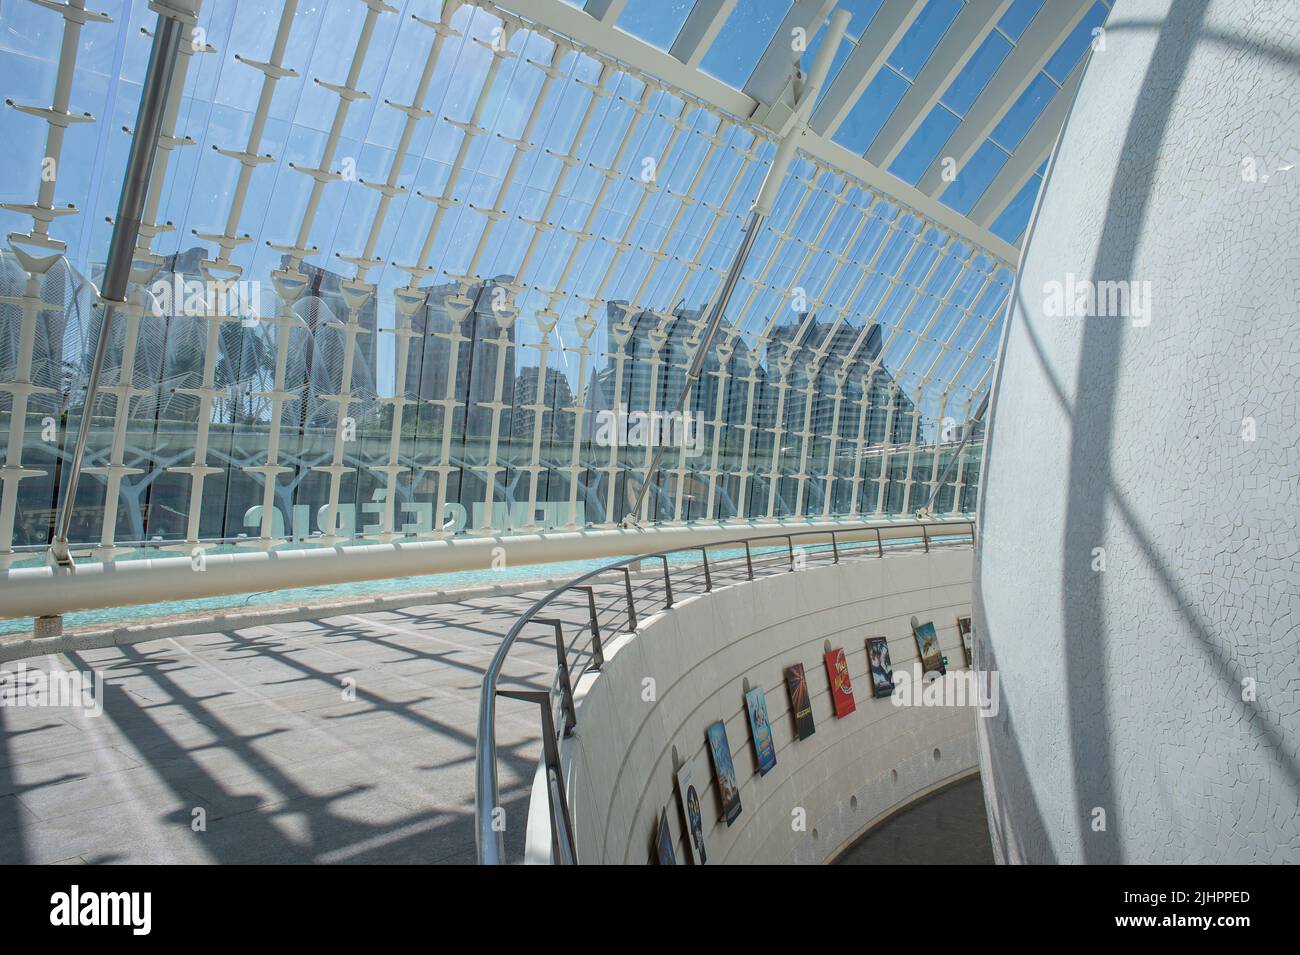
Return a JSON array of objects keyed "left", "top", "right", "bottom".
[{"left": 0, "top": 0, "right": 1106, "bottom": 562}]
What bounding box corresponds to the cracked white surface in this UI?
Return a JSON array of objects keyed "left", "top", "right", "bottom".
[{"left": 974, "top": 0, "right": 1299, "bottom": 864}]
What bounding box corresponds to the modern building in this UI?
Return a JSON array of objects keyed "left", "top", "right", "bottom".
[{"left": 0, "top": 0, "right": 1293, "bottom": 891}]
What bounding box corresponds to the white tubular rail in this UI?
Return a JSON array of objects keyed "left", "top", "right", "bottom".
[
  {"left": 0, "top": 517, "right": 958, "bottom": 620},
  {"left": 475, "top": 515, "right": 977, "bottom": 864}
]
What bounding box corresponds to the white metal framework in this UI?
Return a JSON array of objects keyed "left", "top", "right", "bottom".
[{"left": 0, "top": 0, "right": 1103, "bottom": 612}]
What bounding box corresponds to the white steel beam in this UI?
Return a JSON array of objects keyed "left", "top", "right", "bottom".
[
  {"left": 494, "top": 0, "right": 1021, "bottom": 262},
  {"left": 743, "top": 0, "right": 836, "bottom": 107},
  {"left": 808, "top": 0, "right": 922, "bottom": 138},
  {"left": 669, "top": 0, "right": 735, "bottom": 69},
  {"left": 864, "top": 0, "right": 1013, "bottom": 170},
  {"left": 970, "top": 57, "right": 1085, "bottom": 228},
  {"left": 915, "top": 0, "right": 1091, "bottom": 196},
  {"left": 0, "top": 517, "right": 974, "bottom": 620}
]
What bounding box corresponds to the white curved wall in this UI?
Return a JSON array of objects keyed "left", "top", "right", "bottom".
[
  {"left": 548, "top": 548, "right": 977, "bottom": 864},
  {"left": 976, "top": 0, "right": 1299, "bottom": 863}
]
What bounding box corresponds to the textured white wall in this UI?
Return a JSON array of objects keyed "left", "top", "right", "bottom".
[
  {"left": 976, "top": 0, "right": 1299, "bottom": 863},
  {"left": 545, "top": 548, "right": 978, "bottom": 864}
]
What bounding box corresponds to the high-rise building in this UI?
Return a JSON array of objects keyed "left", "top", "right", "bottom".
[{"left": 403, "top": 275, "right": 517, "bottom": 442}]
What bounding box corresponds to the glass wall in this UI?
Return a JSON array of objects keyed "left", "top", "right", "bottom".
[{"left": 0, "top": 0, "right": 1008, "bottom": 568}]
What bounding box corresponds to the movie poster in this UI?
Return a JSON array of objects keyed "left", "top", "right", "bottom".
[
  {"left": 912, "top": 620, "right": 946, "bottom": 676},
  {"left": 957, "top": 616, "right": 973, "bottom": 667},
  {"left": 783, "top": 663, "right": 816, "bottom": 740},
  {"left": 866, "top": 636, "right": 895, "bottom": 698},
  {"left": 824, "top": 647, "right": 856, "bottom": 717},
  {"left": 675, "top": 764, "right": 707, "bottom": 864},
  {"left": 707, "top": 720, "right": 742, "bottom": 825},
  {"left": 745, "top": 686, "right": 777, "bottom": 775},
  {"left": 656, "top": 806, "right": 676, "bottom": 865}
]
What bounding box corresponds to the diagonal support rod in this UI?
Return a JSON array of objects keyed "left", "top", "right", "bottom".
[
  {"left": 622, "top": 6, "right": 851, "bottom": 526},
  {"left": 49, "top": 5, "right": 189, "bottom": 565}
]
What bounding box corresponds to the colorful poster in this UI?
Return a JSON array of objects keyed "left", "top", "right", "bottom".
[
  {"left": 783, "top": 663, "right": 816, "bottom": 740},
  {"left": 913, "top": 620, "right": 946, "bottom": 676},
  {"left": 706, "top": 720, "right": 742, "bottom": 826},
  {"left": 824, "top": 647, "right": 856, "bottom": 718},
  {"left": 656, "top": 806, "right": 676, "bottom": 865},
  {"left": 958, "top": 616, "right": 973, "bottom": 667},
  {"left": 675, "top": 764, "right": 707, "bottom": 864},
  {"left": 866, "top": 636, "right": 895, "bottom": 698},
  {"left": 745, "top": 686, "right": 777, "bottom": 775}
]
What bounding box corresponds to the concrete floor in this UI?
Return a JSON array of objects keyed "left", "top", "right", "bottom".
[
  {"left": 2, "top": 558, "right": 987, "bottom": 866},
  {"left": 0, "top": 590, "right": 605, "bottom": 864},
  {"left": 835, "top": 775, "right": 995, "bottom": 864}
]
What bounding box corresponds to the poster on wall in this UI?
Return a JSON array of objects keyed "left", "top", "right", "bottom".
[
  {"left": 675, "top": 764, "right": 708, "bottom": 864},
  {"left": 912, "top": 620, "right": 946, "bottom": 676},
  {"left": 656, "top": 807, "right": 676, "bottom": 865},
  {"left": 866, "top": 636, "right": 895, "bottom": 698},
  {"left": 824, "top": 648, "right": 856, "bottom": 717},
  {"left": 706, "top": 720, "right": 743, "bottom": 826},
  {"left": 957, "top": 616, "right": 973, "bottom": 667},
  {"left": 783, "top": 663, "right": 816, "bottom": 740},
  {"left": 744, "top": 686, "right": 777, "bottom": 775}
]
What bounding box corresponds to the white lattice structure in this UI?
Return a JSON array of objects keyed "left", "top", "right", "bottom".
[{"left": 0, "top": 0, "right": 1109, "bottom": 613}]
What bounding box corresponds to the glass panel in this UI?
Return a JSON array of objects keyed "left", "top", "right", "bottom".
[
  {"left": 0, "top": 0, "right": 1020, "bottom": 572},
  {"left": 615, "top": 0, "right": 696, "bottom": 51},
  {"left": 698, "top": 0, "right": 792, "bottom": 89}
]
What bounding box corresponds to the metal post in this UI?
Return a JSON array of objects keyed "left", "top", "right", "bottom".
[
  {"left": 787, "top": 535, "right": 795, "bottom": 571},
  {"left": 831, "top": 531, "right": 839, "bottom": 564},
  {"left": 700, "top": 547, "right": 712, "bottom": 592},
  {"left": 572, "top": 585, "right": 604, "bottom": 671},
  {"left": 658, "top": 555, "right": 674, "bottom": 608},
  {"left": 743, "top": 540, "right": 754, "bottom": 580},
  {"left": 49, "top": 9, "right": 187, "bottom": 565},
  {"left": 620, "top": 566, "right": 637, "bottom": 630},
  {"left": 922, "top": 523, "right": 930, "bottom": 553},
  {"left": 876, "top": 527, "right": 883, "bottom": 558},
  {"left": 536, "top": 618, "right": 577, "bottom": 737},
  {"left": 497, "top": 689, "right": 576, "bottom": 864}
]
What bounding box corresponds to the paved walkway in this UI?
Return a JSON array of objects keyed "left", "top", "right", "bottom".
[
  {"left": 835, "top": 775, "right": 995, "bottom": 864},
  {"left": 0, "top": 591, "right": 595, "bottom": 864}
]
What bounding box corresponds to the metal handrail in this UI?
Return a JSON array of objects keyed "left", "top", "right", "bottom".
[{"left": 474, "top": 519, "right": 976, "bottom": 865}]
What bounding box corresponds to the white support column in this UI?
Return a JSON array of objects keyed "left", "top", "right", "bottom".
[{"left": 0, "top": 0, "right": 113, "bottom": 566}]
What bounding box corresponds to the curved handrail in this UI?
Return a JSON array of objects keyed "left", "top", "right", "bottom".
[{"left": 474, "top": 519, "right": 975, "bottom": 864}]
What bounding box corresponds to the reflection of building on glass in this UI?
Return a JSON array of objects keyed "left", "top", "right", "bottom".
[
  {"left": 403, "top": 275, "right": 516, "bottom": 441},
  {"left": 590, "top": 300, "right": 755, "bottom": 432},
  {"left": 767, "top": 316, "right": 915, "bottom": 448},
  {"left": 511, "top": 365, "right": 576, "bottom": 445}
]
